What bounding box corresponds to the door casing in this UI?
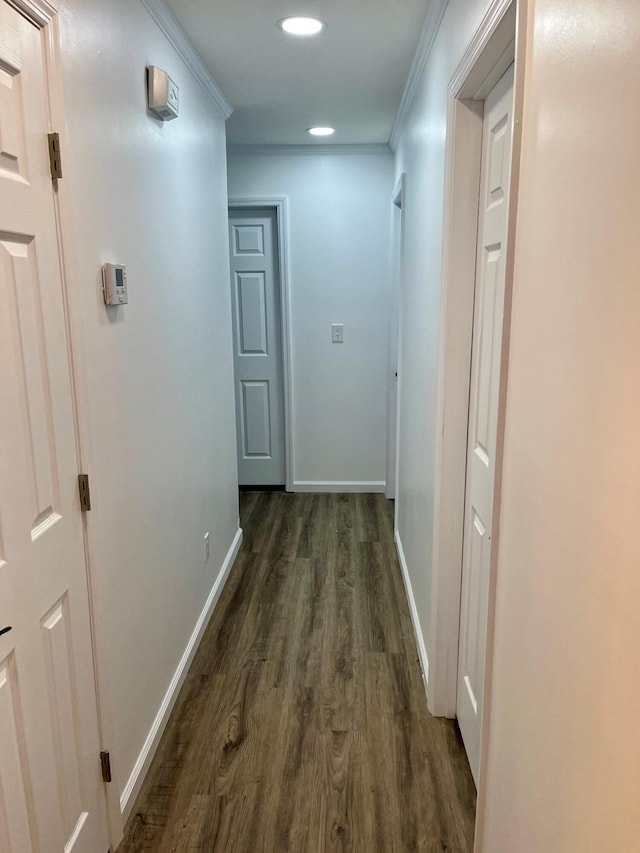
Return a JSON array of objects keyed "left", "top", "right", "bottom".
[
  {"left": 427, "top": 0, "right": 526, "bottom": 844},
  {"left": 228, "top": 198, "right": 294, "bottom": 492},
  {"left": 386, "top": 175, "right": 405, "bottom": 504},
  {"left": 456, "top": 61, "right": 515, "bottom": 785}
]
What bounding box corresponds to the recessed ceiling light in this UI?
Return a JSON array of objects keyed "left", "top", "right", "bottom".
[
  {"left": 307, "top": 126, "right": 335, "bottom": 137},
  {"left": 279, "top": 16, "right": 326, "bottom": 36}
]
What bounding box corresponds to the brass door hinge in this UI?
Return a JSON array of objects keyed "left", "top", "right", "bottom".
[
  {"left": 47, "top": 132, "right": 62, "bottom": 178},
  {"left": 100, "top": 751, "right": 112, "bottom": 784},
  {"left": 78, "top": 474, "right": 91, "bottom": 511}
]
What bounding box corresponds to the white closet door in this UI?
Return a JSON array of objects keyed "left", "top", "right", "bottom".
[
  {"left": 457, "top": 64, "right": 515, "bottom": 785},
  {"left": 228, "top": 209, "right": 286, "bottom": 486},
  {"left": 0, "top": 4, "right": 109, "bottom": 850}
]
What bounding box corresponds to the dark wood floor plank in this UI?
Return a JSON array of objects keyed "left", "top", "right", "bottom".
[
  {"left": 118, "top": 492, "right": 476, "bottom": 853},
  {"left": 354, "top": 493, "right": 380, "bottom": 543},
  {"left": 242, "top": 490, "right": 283, "bottom": 553},
  {"left": 358, "top": 541, "right": 404, "bottom": 653},
  {"left": 297, "top": 492, "right": 337, "bottom": 559},
  {"left": 238, "top": 489, "right": 258, "bottom": 528},
  {"left": 319, "top": 510, "right": 361, "bottom": 733}
]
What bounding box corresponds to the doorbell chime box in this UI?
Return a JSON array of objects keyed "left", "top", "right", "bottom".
[{"left": 147, "top": 66, "right": 179, "bottom": 120}]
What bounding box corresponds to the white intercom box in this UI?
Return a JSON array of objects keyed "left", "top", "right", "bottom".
[{"left": 102, "top": 263, "right": 128, "bottom": 305}]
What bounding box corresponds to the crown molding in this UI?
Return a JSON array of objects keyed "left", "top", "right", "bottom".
[
  {"left": 227, "top": 143, "right": 392, "bottom": 158},
  {"left": 389, "top": 0, "right": 449, "bottom": 151},
  {"left": 6, "top": 0, "right": 56, "bottom": 27},
  {"left": 139, "top": 0, "right": 233, "bottom": 120},
  {"left": 449, "top": 0, "right": 515, "bottom": 96}
]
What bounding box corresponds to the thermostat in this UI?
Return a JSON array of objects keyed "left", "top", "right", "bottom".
[
  {"left": 102, "top": 263, "right": 128, "bottom": 305},
  {"left": 147, "top": 66, "right": 179, "bottom": 120}
]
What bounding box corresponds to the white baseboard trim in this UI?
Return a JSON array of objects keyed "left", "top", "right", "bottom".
[
  {"left": 395, "top": 530, "right": 430, "bottom": 692},
  {"left": 292, "top": 481, "right": 386, "bottom": 494},
  {"left": 119, "top": 527, "right": 243, "bottom": 819}
]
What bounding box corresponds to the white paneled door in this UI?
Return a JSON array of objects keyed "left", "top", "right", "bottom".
[
  {"left": 0, "top": 4, "right": 109, "bottom": 851},
  {"left": 228, "top": 209, "right": 286, "bottom": 486},
  {"left": 457, "top": 64, "right": 515, "bottom": 785}
]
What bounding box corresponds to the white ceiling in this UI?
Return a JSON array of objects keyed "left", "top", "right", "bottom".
[{"left": 165, "top": 0, "right": 431, "bottom": 146}]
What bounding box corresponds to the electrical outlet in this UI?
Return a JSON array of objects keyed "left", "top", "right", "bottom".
[{"left": 204, "top": 532, "right": 210, "bottom": 562}]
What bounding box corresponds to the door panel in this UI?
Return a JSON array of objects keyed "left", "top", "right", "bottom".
[
  {"left": 41, "top": 595, "right": 86, "bottom": 841},
  {"left": 229, "top": 209, "right": 285, "bottom": 486},
  {"left": 240, "top": 380, "right": 272, "bottom": 457},
  {"left": 0, "top": 4, "right": 108, "bottom": 850},
  {"left": 235, "top": 272, "right": 268, "bottom": 355},
  {"left": 460, "top": 509, "right": 488, "bottom": 717},
  {"left": 1, "top": 234, "right": 61, "bottom": 536},
  {"left": 233, "top": 223, "right": 264, "bottom": 255},
  {"left": 0, "top": 653, "right": 36, "bottom": 850},
  {"left": 457, "top": 64, "right": 515, "bottom": 785},
  {"left": 0, "top": 54, "right": 28, "bottom": 181}
]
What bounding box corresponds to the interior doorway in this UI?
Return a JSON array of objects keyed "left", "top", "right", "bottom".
[
  {"left": 386, "top": 176, "right": 405, "bottom": 503},
  {"left": 456, "top": 62, "right": 515, "bottom": 785},
  {"left": 427, "top": 0, "right": 520, "bottom": 803},
  {"left": 227, "top": 205, "right": 291, "bottom": 489}
]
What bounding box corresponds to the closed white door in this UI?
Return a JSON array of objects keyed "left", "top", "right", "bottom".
[
  {"left": 457, "top": 64, "right": 515, "bottom": 785},
  {"left": 0, "top": 4, "right": 109, "bottom": 850},
  {"left": 228, "top": 208, "right": 286, "bottom": 486}
]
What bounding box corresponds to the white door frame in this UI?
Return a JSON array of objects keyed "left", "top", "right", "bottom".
[
  {"left": 5, "top": 0, "right": 122, "bottom": 846},
  {"left": 228, "top": 198, "right": 294, "bottom": 492},
  {"left": 387, "top": 175, "right": 405, "bottom": 508},
  {"left": 427, "top": 0, "right": 524, "bottom": 784}
]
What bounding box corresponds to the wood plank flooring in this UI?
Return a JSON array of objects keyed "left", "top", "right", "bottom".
[{"left": 118, "top": 492, "right": 476, "bottom": 852}]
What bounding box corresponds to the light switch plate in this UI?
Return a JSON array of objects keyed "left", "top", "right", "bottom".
[{"left": 332, "top": 324, "right": 344, "bottom": 343}]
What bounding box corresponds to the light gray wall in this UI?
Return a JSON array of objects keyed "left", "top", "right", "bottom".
[
  {"left": 227, "top": 152, "right": 395, "bottom": 489},
  {"left": 392, "top": 0, "right": 497, "bottom": 684},
  {"left": 58, "top": 0, "right": 238, "bottom": 819}
]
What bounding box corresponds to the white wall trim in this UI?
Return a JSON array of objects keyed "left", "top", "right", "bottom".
[
  {"left": 389, "top": 0, "right": 449, "bottom": 151},
  {"left": 138, "top": 0, "right": 233, "bottom": 119},
  {"left": 228, "top": 198, "right": 295, "bottom": 492},
  {"left": 392, "top": 175, "right": 405, "bottom": 208},
  {"left": 429, "top": 90, "right": 483, "bottom": 719},
  {"left": 428, "top": 0, "right": 517, "bottom": 724},
  {"left": 395, "top": 531, "right": 429, "bottom": 690},
  {"left": 388, "top": 174, "right": 406, "bottom": 514},
  {"left": 293, "top": 481, "right": 386, "bottom": 494},
  {"left": 6, "top": 0, "right": 55, "bottom": 26},
  {"left": 449, "top": 0, "right": 515, "bottom": 96},
  {"left": 119, "top": 527, "right": 243, "bottom": 820},
  {"left": 474, "top": 3, "right": 525, "bottom": 848},
  {"left": 227, "top": 144, "right": 392, "bottom": 158}
]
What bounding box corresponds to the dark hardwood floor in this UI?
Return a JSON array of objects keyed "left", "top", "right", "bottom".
[{"left": 118, "top": 492, "right": 476, "bottom": 852}]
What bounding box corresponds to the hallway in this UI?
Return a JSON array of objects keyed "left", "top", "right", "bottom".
[{"left": 119, "top": 492, "right": 476, "bottom": 851}]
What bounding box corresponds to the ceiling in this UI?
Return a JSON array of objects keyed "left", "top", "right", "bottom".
[{"left": 165, "top": 0, "right": 431, "bottom": 146}]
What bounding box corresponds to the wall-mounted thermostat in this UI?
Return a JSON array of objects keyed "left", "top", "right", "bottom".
[
  {"left": 102, "top": 263, "right": 128, "bottom": 305},
  {"left": 147, "top": 66, "right": 179, "bottom": 120}
]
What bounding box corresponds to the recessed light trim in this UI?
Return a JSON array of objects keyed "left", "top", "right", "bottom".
[
  {"left": 279, "top": 16, "right": 326, "bottom": 36},
  {"left": 307, "top": 126, "right": 335, "bottom": 137}
]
